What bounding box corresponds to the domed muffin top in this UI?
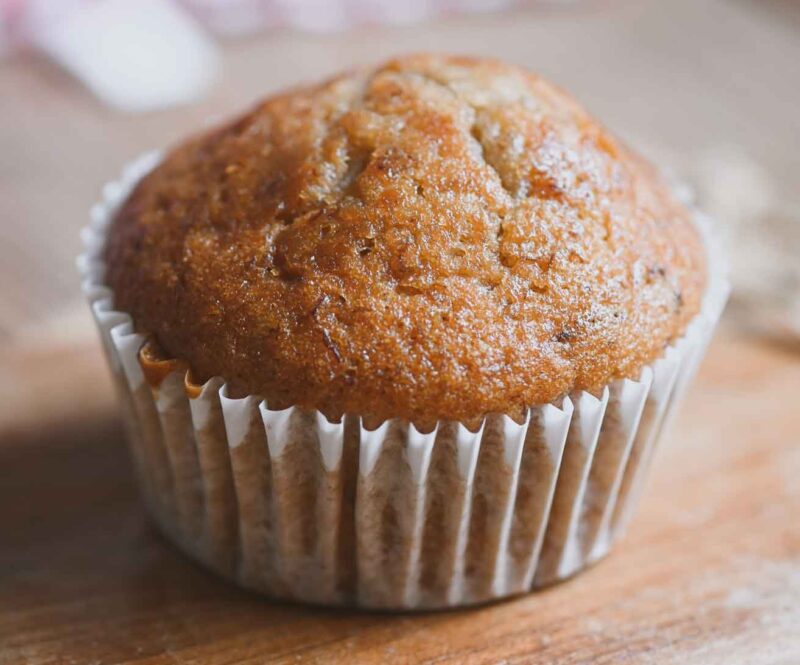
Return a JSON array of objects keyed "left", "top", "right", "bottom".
[{"left": 106, "top": 54, "right": 706, "bottom": 427}]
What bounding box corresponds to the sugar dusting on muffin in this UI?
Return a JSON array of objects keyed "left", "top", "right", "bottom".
[{"left": 105, "top": 54, "right": 706, "bottom": 426}]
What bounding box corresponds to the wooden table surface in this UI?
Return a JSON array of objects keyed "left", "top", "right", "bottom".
[{"left": 1, "top": 0, "right": 799, "bottom": 663}]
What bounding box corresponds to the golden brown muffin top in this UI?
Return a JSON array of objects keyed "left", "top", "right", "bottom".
[{"left": 106, "top": 54, "right": 706, "bottom": 427}]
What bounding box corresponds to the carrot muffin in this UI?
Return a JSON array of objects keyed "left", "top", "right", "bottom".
[{"left": 83, "top": 54, "right": 725, "bottom": 609}]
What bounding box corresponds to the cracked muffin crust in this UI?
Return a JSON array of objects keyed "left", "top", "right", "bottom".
[{"left": 105, "top": 54, "right": 707, "bottom": 427}]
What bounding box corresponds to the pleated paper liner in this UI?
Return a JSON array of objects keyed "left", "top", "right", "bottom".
[{"left": 78, "top": 152, "right": 729, "bottom": 609}]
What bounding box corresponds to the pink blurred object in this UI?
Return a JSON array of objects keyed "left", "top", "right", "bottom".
[
  {"left": 0, "top": 0, "right": 581, "bottom": 110},
  {"left": 1, "top": 0, "right": 576, "bottom": 46},
  {"left": 183, "top": 0, "right": 577, "bottom": 34}
]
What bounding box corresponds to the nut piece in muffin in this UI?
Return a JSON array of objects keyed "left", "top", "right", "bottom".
[{"left": 105, "top": 54, "right": 706, "bottom": 428}]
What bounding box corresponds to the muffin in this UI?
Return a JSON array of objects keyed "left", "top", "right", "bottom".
[{"left": 80, "top": 54, "right": 728, "bottom": 609}]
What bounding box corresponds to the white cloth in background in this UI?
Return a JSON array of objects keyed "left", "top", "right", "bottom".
[{"left": 21, "top": 0, "right": 219, "bottom": 112}]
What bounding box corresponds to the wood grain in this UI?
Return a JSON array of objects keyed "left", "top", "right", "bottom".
[{"left": 1, "top": 329, "right": 799, "bottom": 664}]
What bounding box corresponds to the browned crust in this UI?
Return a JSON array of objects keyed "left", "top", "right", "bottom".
[{"left": 105, "top": 54, "right": 706, "bottom": 427}]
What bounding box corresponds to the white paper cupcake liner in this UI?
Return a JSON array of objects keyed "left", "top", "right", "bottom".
[{"left": 78, "top": 151, "right": 729, "bottom": 609}]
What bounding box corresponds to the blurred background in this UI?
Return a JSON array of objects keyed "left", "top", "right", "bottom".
[
  {"left": 1, "top": 0, "right": 799, "bottom": 432},
  {"left": 1, "top": 2, "right": 799, "bottom": 662}
]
